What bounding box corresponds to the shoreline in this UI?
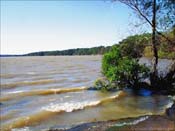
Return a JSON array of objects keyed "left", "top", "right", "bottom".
[{"left": 48, "top": 102, "right": 175, "bottom": 131}]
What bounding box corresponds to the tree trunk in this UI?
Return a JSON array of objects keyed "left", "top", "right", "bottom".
[{"left": 152, "top": 0, "right": 158, "bottom": 76}]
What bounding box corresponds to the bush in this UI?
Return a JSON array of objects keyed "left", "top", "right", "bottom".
[
  {"left": 93, "top": 77, "right": 120, "bottom": 91},
  {"left": 102, "top": 46, "right": 122, "bottom": 75},
  {"left": 93, "top": 77, "right": 110, "bottom": 91},
  {"left": 102, "top": 46, "right": 150, "bottom": 89}
]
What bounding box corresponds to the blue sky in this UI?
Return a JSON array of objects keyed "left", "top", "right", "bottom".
[{"left": 1, "top": 1, "right": 147, "bottom": 54}]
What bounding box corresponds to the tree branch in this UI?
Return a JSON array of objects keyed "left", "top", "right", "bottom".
[
  {"left": 115, "top": 0, "right": 174, "bottom": 45},
  {"left": 132, "top": 4, "right": 153, "bottom": 27}
]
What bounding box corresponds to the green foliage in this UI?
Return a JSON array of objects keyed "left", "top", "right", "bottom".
[
  {"left": 93, "top": 77, "right": 119, "bottom": 91},
  {"left": 93, "top": 77, "right": 110, "bottom": 91},
  {"left": 102, "top": 46, "right": 150, "bottom": 89},
  {"left": 118, "top": 31, "right": 175, "bottom": 59},
  {"left": 119, "top": 34, "right": 151, "bottom": 58},
  {"left": 158, "top": 50, "right": 175, "bottom": 59},
  {"left": 102, "top": 46, "right": 122, "bottom": 75},
  {"left": 144, "top": 46, "right": 153, "bottom": 58}
]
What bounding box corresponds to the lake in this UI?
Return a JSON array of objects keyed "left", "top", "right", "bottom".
[{"left": 0, "top": 56, "right": 173, "bottom": 131}]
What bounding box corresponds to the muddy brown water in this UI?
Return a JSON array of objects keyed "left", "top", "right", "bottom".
[{"left": 0, "top": 56, "right": 174, "bottom": 131}]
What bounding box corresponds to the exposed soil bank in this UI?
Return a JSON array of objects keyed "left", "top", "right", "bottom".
[{"left": 49, "top": 102, "right": 175, "bottom": 131}]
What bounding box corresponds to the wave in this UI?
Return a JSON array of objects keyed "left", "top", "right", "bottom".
[
  {"left": 0, "top": 86, "right": 88, "bottom": 102},
  {"left": 0, "top": 74, "right": 17, "bottom": 79},
  {"left": 26, "top": 72, "right": 36, "bottom": 75},
  {"left": 42, "top": 91, "right": 125, "bottom": 112},
  {"left": 1, "top": 91, "right": 124, "bottom": 131},
  {"left": 0, "top": 72, "right": 37, "bottom": 79},
  {"left": 42, "top": 101, "right": 100, "bottom": 113},
  {"left": 1, "top": 111, "right": 54, "bottom": 131},
  {"left": 1, "top": 79, "right": 56, "bottom": 89}
]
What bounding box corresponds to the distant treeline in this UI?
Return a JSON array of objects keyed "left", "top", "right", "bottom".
[
  {"left": 0, "top": 55, "right": 21, "bottom": 57},
  {"left": 2, "top": 27, "right": 174, "bottom": 58},
  {"left": 25, "top": 46, "right": 111, "bottom": 56}
]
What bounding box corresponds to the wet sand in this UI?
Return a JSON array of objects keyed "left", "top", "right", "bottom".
[{"left": 49, "top": 102, "right": 175, "bottom": 131}]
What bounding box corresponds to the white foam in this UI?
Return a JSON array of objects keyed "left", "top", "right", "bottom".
[
  {"left": 115, "top": 116, "right": 149, "bottom": 126},
  {"left": 168, "top": 95, "right": 175, "bottom": 101},
  {"left": 27, "top": 72, "right": 36, "bottom": 75},
  {"left": 42, "top": 92, "right": 123, "bottom": 112},
  {"left": 165, "top": 101, "right": 174, "bottom": 109},
  {"left": 7, "top": 90, "right": 24, "bottom": 94},
  {"left": 12, "top": 127, "right": 30, "bottom": 131},
  {"left": 42, "top": 101, "right": 100, "bottom": 112},
  {"left": 64, "top": 96, "right": 71, "bottom": 98},
  {"left": 131, "top": 116, "right": 149, "bottom": 125}
]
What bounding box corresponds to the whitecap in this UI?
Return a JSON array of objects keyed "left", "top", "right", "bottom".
[
  {"left": 12, "top": 127, "right": 31, "bottom": 131},
  {"left": 64, "top": 96, "right": 71, "bottom": 98},
  {"left": 26, "top": 72, "right": 36, "bottom": 75},
  {"left": 165, "top": 101, "right": 174, "bottom": 109},
  {"left": 41, "top": 91, "right": 123, "bottom": 113},
  {"left": 7, "top": 90, "right": 24, "bottom": 94},
  {"left": 42, "top": 101, "right": 100, "bottom": 112}
]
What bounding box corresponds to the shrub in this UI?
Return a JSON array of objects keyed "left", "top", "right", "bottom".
[
  {"left": 93, "top": 77, "right": 110, "bottom": 91},
  {"left": 102, "top": 46, "right": 150, "bottom": 89},
  {"left": 102, "top": 46, "right": 122, "bottom": 75},
  {"left": 93, "top": 77, "right": 120, "bottom": 91}
]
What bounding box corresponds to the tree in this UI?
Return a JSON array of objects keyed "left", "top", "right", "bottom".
[
  {"left": 119, "top": 34, "right": 151, "bottom": 58},
  {"left": 114, "top": 0, "right": 175, "bottom": 76},
  {"left": 102, "top": 46, "right": 150, "bottom": 89}
]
